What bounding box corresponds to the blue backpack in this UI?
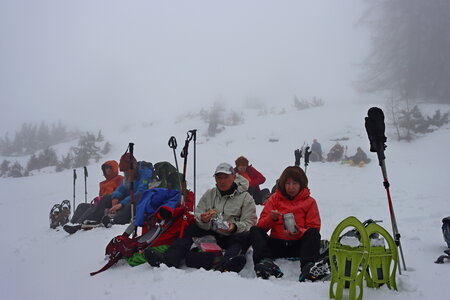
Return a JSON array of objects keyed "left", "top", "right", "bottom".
[{"left": 442, "top": 217, "right": 450, "bottom": 248}]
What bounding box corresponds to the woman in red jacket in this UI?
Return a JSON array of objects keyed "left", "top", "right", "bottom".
[
  {"left": 234, "top": 156, "right": 269, "bottom": 205},
  {"left": 249, "top": 166, "right": 323, "bottom": 281}
]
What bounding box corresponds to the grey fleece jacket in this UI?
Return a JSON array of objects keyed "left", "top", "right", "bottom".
[{"left": 195, "top": 174, "right": 257, "bottom": 235}]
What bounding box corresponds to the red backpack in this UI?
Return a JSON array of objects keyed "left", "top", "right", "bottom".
[{"left": 90, "top": 191, "right": 195, "bottom": 276}]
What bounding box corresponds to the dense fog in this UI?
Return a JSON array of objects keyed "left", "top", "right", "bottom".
[{"left": 0, "top": 0, "right": 368, "bottom": 134}]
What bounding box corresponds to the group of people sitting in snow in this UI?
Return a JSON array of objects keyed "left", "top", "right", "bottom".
[
  {"left": 60, "top": 151, "right": 325, "bottom": 281},
  {"left": 309, "top": 139, "right": 371, "bottom": 166},
  {"left": 61, "top": 143, "right": 368, "bottom": 281}
]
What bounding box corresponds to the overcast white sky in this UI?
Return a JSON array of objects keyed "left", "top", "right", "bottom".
[{"left": 0, "top": 0, "right": 369, "bottom": 135}]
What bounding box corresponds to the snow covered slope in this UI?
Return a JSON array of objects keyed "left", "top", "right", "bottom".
[{"left": 1, "top": 102, "right": 449, "bottom": 299}]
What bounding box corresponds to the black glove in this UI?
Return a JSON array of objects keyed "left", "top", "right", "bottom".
[{"left": 294, "top": 149, "right": 302, "bottom": 167}]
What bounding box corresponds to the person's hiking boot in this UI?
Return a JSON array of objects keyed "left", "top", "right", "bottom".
[
  {"left": 298, "top": 259, "right": 331, "bottom": 282},
  {"left": 63, "top": 223, "right": 82, "bottom": 234},
  {"left": 254, "top": 258, "right": 283, "bottom": 279},
  {"left": 101, "top": 215, "right": 114, "bottom": 228},
  {"left": 214, "top": 255, "right": 247, "bottom": 273},
  {"left": 144, "top": 248, "right": 167, "bottom": 267}
]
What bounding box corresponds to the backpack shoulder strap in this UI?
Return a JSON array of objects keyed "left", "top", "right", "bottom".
[{"left": 90, "top": 253, "right": 122, "bottom": 276}]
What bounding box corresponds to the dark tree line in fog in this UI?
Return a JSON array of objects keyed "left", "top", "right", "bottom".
[
  {"left": 0, "top": 121, "right": 79, "bottom": 156},
  {"left": 0, "top": 122, "right": 111, "bottom": 178},
  {"left": 357, "top": 0, "right": 450, "bottom": 104}
]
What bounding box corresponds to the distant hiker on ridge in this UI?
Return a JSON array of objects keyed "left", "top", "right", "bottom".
[
  {"left": 310, "top": 139, "right": 323, "bottom": 162},
  {"left": 326, "top": 142, "right": 344, "bottom": 162},
  {"left": 347, "top": 147, "right": 370, "bottom": 167}
]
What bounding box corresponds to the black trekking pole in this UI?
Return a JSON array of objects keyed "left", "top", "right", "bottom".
[
  {"left": 83, "top": 166, "right": 88, "bottom": 203},
  {"left": 168, "top": 136, "right": 180, "bottom": 173},
  {"left": 128, "top": 143, "right": 135, "bottom": 226},
  {"left": 304, "top": 146, "right": 311, "bottom": 173},
  {"left": 168, "top": 136, "right": 183, "bottom": 191},
  {"left": 294, "top": 149, "right": 302, "bottom": 167},
  {"left": 180, "top": 130, "right": 194, "bottom": 206},
  {"left": 365, "top": 107, "right": 407, "bottom": 274},
  {"left": 73, "top": 169, "right": 77, "bottom": 214},
  {"left": 189, "top": 129, "right": 197, "bottom": 208}
]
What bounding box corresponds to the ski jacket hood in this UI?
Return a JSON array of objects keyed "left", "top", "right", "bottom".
[
  {"left": 257, "top": 188, "right": 321, "bottom": 240},
  {"left": 99, "top": 160, "right": 123, "bottom": 197},
  {"left": 195, "top": 174, "right": 256, "bottom": 235},
  {"left": 102, "top": 160, "right": 119, "bottom": 180}
]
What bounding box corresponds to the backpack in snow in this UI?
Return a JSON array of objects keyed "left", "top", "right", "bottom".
[
  {"left": 90, "top": 190, "right": 195, "bottom": 276},
  {"left": 149, "top": 161, "right": 183, "bottom": 191}
]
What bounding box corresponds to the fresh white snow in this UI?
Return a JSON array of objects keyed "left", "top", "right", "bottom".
[{"left": 1, "top": 102, "right": 449, "bottom": 299}]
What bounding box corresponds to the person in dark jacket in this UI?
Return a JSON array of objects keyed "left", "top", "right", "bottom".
[
  {"left": 234, "top": 156, "right": 269, "bottom": 204},
  {"left": 310, "top": 139, "right": 323, "bottom": 162},
  {"left": 347, "top": 147, "right": 370, "bottom": 166}
]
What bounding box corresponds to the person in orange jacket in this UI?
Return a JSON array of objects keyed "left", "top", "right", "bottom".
[
  {"left": 248, "top": 166, "right": 323, "bottom": 281},
  {"left": 64, "top": 160, "right": 123, "bottom": 231},
  {"left": 234, "top": 156, "right": 269, "bottom": 205},
  {"left": 94, "top": 160, "right": 124, "bottom": 205}
]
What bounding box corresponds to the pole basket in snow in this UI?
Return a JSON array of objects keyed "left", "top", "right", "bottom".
[{"left": 365, "top": 107, "right": 407, "bottom": 273}]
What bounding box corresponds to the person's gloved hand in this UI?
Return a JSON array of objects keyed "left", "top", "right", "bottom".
[{"left": 294, "top": 149, "right": 302, "bottom": 167}]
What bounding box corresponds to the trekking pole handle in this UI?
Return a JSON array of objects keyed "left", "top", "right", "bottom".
[
  {"left": 168, "top": 136, "right": 177, "bottom": 149},
  {"left": 129, "top": 142, "right": 134, "bottom": 156},
  {"left": 188, "top": 129, "right": 197, "bottom": 141},
  {"left": 187, "top": 130, "right": 194, "bottom": 142}
]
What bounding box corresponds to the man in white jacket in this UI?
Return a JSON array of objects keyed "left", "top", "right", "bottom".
[{"left": 145, "top": 162, "right": 257, "bottom": 273}]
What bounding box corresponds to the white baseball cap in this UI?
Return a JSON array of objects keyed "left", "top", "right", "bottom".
[{"left": 213, "top": 162, "right": 235, "bottom": 175}]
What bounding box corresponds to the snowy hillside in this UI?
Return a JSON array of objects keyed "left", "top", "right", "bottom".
[{"left": 1, "top": 102, "right": 449, "bottom": 300}]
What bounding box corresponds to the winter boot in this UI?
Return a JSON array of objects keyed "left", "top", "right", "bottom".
[
  {"left": 214, "top": 255, "right": 247, "bottom": 273},
  {"left": 144, "top": 248, "right": 167, "bottom": 267},
  {"left": 299, "top": 259, "right": 331, "bottom": 282},
  {"left": 101, "top": 214, "right": 114, "bottom": 228},
  {"left": 254, "top": 258, "right": 283, "bottom": 279},
  {"left": 63, "top": 223, "right": 82, "bottom": 234},
  {"left": 185, "top": 251, "right": 217, "bottom": 270},
  {"left": 49, "top": 204, "right": 61, "bottom": 229}
]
